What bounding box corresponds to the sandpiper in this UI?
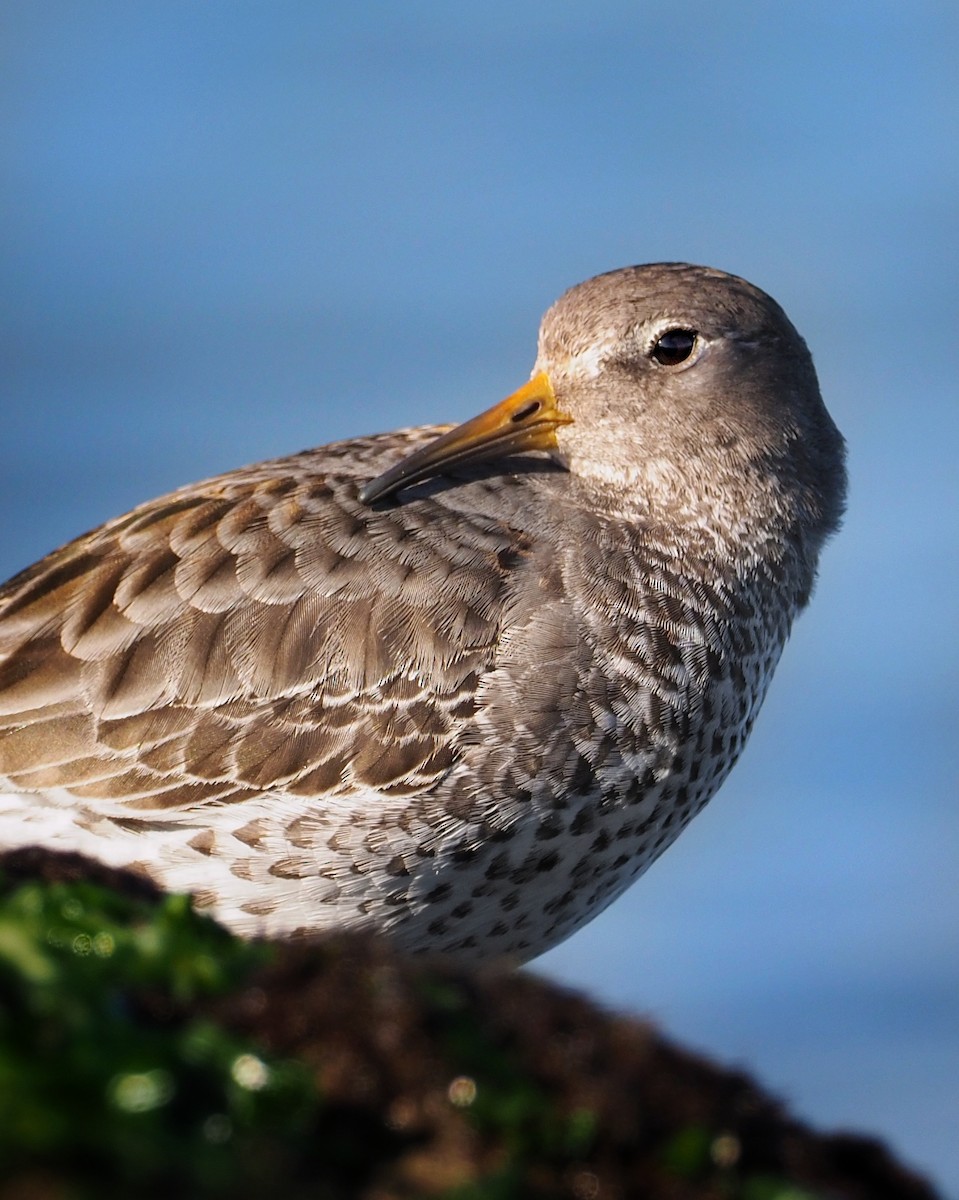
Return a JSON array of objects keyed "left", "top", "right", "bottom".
[{"left": 0, "top": 263, "right": 846, "bottom": 963}]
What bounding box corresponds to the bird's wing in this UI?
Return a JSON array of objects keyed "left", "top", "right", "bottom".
[{"left": 0, "top": 437, "right": 524, "bottom": 815}]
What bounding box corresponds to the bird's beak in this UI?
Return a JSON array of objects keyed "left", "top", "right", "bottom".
[{"left": 358, "top": 371, "right": 573, "bottom": 504}]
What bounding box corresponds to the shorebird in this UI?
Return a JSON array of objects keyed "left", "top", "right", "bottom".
[{"left": 0, "top": 264, "right": 846, "bottom": 963}]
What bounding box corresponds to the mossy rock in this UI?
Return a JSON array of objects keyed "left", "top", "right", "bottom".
[{"left": 0, "top": 849, "right": 940, "bottom": 1200}]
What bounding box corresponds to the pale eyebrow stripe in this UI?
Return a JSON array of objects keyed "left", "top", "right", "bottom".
[{"left": 546, "top": 334, "right": 623, "bottom": 381}]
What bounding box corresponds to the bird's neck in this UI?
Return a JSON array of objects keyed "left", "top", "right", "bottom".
[{"left": 563, "top": 451, "right": 818, "bottom": 612}]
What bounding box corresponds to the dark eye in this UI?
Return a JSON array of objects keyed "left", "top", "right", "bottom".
[{"left": 651, "top": 328, "right": 698, "bottom": 366}]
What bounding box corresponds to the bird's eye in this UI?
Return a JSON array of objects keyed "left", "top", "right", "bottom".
[{"left": 651, "top": 329, "right": 698, "bottom": 366}]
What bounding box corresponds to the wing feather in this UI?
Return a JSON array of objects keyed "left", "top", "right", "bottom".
[{"left": 0, "top": 438, "right": 520, "bottom": 813}]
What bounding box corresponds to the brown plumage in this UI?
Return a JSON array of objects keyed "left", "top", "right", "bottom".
[{"left": 0, "top": 264, "right": 846, "bottom": 963}]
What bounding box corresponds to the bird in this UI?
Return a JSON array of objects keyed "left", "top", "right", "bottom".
[{"left": 0, "top": 263, "right": 846, "bottom": 964}]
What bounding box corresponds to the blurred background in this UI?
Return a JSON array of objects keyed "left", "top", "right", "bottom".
[{"left": 2, "top": 3, "right": 957, "bottom": 1193}]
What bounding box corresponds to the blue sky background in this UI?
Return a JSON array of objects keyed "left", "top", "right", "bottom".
[{"left": 3, "top": 3, "right": 957, "bottom": 1193}]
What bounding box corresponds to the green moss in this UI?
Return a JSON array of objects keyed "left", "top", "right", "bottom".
[
  {"left": 0, "top": 873, "right": 324, "bottom": 1198},
  {"left": 738, "top": 1180, "right": 824, "bottom": 1200},
  {"left": 660, "top": 1123, "right": 715, "bottom": 1177}
]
